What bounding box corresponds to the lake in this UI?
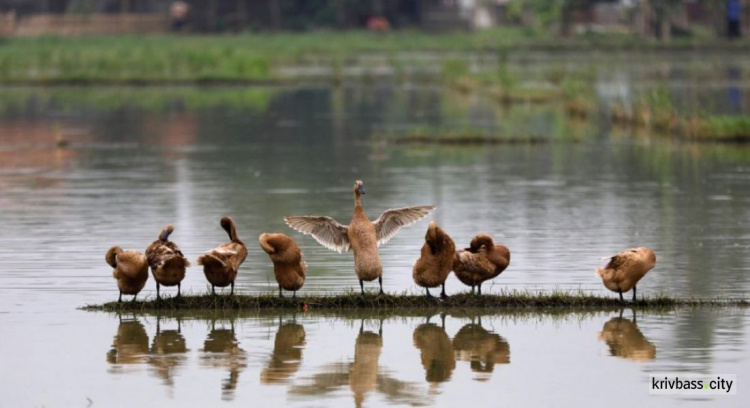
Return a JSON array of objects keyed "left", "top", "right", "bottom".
[{"left": 0, "top": 59, "right": 749, "bottom": 406}]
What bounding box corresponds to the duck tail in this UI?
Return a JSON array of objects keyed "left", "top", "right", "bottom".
[
  {"left": 159, "top": 224, "right": 175, "bottom": 242},
  {"left": 220, "top": 216, "right": 241, "bottom": 243},
  {"left": 164, "top": 255, "right": 189, "bottom": 271},
  {"left": 595, "top": 266, "right": 605, "bottom": 278},
  {"left": 197, "top": 253, "right": 224, "bottom": 269},
  {"left": 105, "top": 246, "right": 122, "bottom": 268}
]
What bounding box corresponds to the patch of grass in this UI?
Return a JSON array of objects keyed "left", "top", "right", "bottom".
[{"left": 81, "top": 290, "right": 750, "bottom": 313}]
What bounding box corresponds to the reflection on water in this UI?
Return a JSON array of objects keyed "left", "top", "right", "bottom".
[
  {"left": 291, "top": 318, "right": 423, "bottom": 408},
  {"left": 149, "top": 317, "right": 188, "bottom": 393},
  {"left": 598, "top": 310, "right": 656, "bottom": 362},
  {"left": 413, "top": 314, "right": 455, "bottom": 388},
  {"left": 260, "top": 317, "right": 305, "bottom": 385},
  {"left": 453, "top": 317, "right": 510, "bottom": 381},
  {"left": 107, "top": 317, "right": 150, "bottom": 371},
  {"left": 90, "top": 309, "right": 750, "bottom": 407},
  {"left": 200, "top": 320, "right": 247, "bottom": 401}
]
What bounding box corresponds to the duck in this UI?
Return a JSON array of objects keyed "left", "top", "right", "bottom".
[
  {"left": 452, "top": 317, "right": 510, "bottom": 378},
  {"left": 453, "top": 234, "right": 510, "bottom": 295},
  {"left": 105, "top": 246, "right": 149, "bottom": 302},
  {"left": 412, "top": 221, "right": 455, "bottom": 298},
  {"left": 596, "top": 247, "right": 656, "bottom": 303},
  {"left": 285, "top": 180, "right": 435, "bottom": 295},
  {"left": 197, "top": 217, "right": 247, "bottom": 296},
  {"left": 145, "top": 224, "right": 190, "bottom": 299},
  {"left": 259, "top": 233, "right": 307, "bottom": 298}
]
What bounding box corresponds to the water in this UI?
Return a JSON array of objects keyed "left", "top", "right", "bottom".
[{"left": 1, "top": 71, "right": 749, "bottom": 406}]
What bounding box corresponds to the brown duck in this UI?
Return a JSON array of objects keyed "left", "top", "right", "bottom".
[
  {"left": 105, "top": 246, "right": 149, "bottom": 302},
  {"left": 259, "top": 233, "right": 307, "bottom": 298},
  {"left": 596, "top": 247, "right": 656, "bottom": 302},
  {"left": 285, "top": 180, "right": 435, "bottom": 295},
  {"left": 412, "top": 221, "right": 455, "bottom": 298},
  {"left": 145, "top": 224, "right": 190, "bottom": 299},
  {"left": 453, "top": 234, "right": 510, "bottom": 295},
  {"left": 197, "top": 217, "right": 247, "bottom": 296}
]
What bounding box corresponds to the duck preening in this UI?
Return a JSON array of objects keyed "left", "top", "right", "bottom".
[
  {"left": 197, "top": 217, "right": 247, "bottom": 296},
  {"left": 145, "top": 224, "right": 190, "bottom": 299},
  {"left": 105, "top": 246, "right": 149, "bottom": 302},
  {"left": 453, "top": 234, "right": 510, "bottom": 295},
  {"left": 259, "top": 233, "right": 307, "bottom": 298},
  {"left": 596, "top": 247, "right": 656, "bottom": 303},
  {"left": 412, "top": 221, "right": 455, "bottom": 298},
  {"left": 285, "top": 180, "right": 435, "bottom": 296}
]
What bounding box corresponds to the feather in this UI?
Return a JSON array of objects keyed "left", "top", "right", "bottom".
[
  {"left": 372, "top": 205, "right": 436, "bottom": 246},
  {"left": 284, "top": 215, "right": 350, "bottom": 253}
]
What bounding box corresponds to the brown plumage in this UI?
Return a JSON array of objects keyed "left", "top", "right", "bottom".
[
  {"left": 285, "top": 180, "right": 435, "bottom": 295},
  {"left": 106, "top": 246, "right": 149, "bottom": 302},
  {"left": 145, "top": 224, "right": 190, "bottom": 299},
  {"left": 453, "top": 321, "right": 510, "bottom": 379},
  {"left": 197, "top": 217, "right": 247, "bottom": 296},
  {"left": 598, "top": 314, "right": 656, "bottom": 361},
  {"left": 453, "top": 234, "right": 510, "bottom": 295},
  {"left": 259, "top": 233, "right": 307, "bottom": 298},
  {"left": 412, "top": 221, "right": 455, "bottom": 298},
  {"left": 596, "top": 247, "right": 656, "bottom": 302}
]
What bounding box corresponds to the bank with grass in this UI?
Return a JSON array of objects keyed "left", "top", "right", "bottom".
[{"left": 82, "top": 291, "right": 750, "bottom": 313}]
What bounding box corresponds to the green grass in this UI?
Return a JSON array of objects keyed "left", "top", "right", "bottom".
[
  {"left": 4, "top": 29, "right": 750, "bottom": 84},
  {"left": 81, "top": 290, "right": 750, "bottom": 313}
]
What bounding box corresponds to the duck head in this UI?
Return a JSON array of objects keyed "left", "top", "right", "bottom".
[{"left": 354, "top": 180, "right": 366, "bottom": 196}]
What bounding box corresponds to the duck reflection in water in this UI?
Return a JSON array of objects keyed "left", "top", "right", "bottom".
[
  {"left": 260, "top": 316, "right": 306, "bottom": 385},
  {"left": 598, "top": 309, "right": 656, "bottom": 362},
  {"left": 149, "top": 315, "right": 188, "bottom": 393},
  {"left": 200, "top": 319, "right": 247, "bottom": 401},
  {"left": 290, "top": 319, "right": 423, "bottom": 408},
  {"left": 107, "top": 315, "right": 149, "bottom": 373},
  {"left": 452, "top": 316, "right": 510, "bottom": 381},
  {"left": 413, "top": 313, "right": 456, "bottom": 390}
]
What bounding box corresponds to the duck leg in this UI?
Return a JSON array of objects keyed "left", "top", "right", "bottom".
[
  {"left": 477, "top": 283, "right": 482, "bottom": 295},
  {"left": 425, "top": 287, "right": 432, "bottom": 298},
  {"left": 118, "top": 291, "right": 122, "bottom": 303},
  {"left": 632, "top": 286, "right": 637, "bottom": 303},
  {"left": 212, "top": 285, "right": 216, "bottom": 296},
  {"left": 177, "top": 282, "right": 181, "bottom": 298},
  {"left": 359, "top": 279, "right": 365, "bottom": 295},
  {"left": 132, "top": 293, "right": 137, "bottom": 303},
  {"left": 292, "top": 290, "right": 297, "bottom": 299},
  {"left": 230, "top": 281, "right": 234, "bottom": 296},
  {"left": 279, "top": 285, "right": 283, "bottom": 298},
  {"left": 470, "top": 284, "right": 475, "bottom": 295},
  {"left": 378, "top": 276, "right": 384, "bottom": 296},
  {"left": 440, "top": 282, "right": 447, "bottom": 299},
  {"left": 156, "top": 282, "right": 161, "bottom": 300},
  {"left": 618, "top": 289, "right": 624, "bottom": 303}
]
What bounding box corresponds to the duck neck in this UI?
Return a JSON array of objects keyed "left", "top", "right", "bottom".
[{"left": 354, "top": 189, "right": 363, "bottom": 209}]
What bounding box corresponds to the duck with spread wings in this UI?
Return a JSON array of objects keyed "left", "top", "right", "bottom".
[{"left": 285, "top": 180, "right": 435, "bottom": 295}]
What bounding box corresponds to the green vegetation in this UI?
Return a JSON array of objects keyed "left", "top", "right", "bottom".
[
  {"left": 82, "top": 290, "right": 750, "bottom": 312},
  {"left": 4, "top": 30, "right": 750, "bottom": 85},
  {"left": 612, "top": 88, "right": 750, "bottom": 142}
]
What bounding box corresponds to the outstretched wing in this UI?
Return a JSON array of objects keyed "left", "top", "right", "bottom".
[
  {"left": 284, "top": 216, "right": 350, "bottom": 253},
  {"left": 372, "top": 205, "right": 436, "bottom": 246}
]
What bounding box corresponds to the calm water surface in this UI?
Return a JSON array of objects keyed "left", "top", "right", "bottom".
[{"left": 0, "top": 73, "right": 749, "bottom": 407}]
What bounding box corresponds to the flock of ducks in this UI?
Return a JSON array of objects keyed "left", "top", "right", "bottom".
[{"left": 106, "top": 180, "right": 657, "bottom": 303}]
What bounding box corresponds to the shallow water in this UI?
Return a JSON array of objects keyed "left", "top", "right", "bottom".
[{"left": 0, "top": 75, "right": 749, "bottom": 406}]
